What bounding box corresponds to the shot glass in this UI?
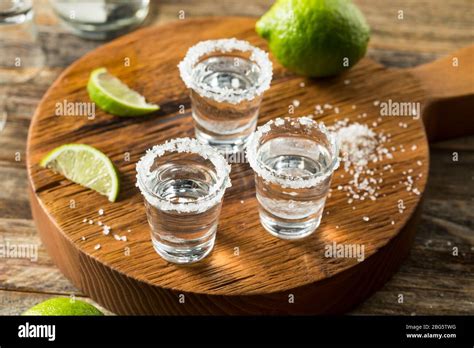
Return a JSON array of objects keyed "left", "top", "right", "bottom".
[
  {"left": 0, "top": 0, "right": 45, "bottom": 84},
  {"left": 136, "top": 138, "right": 231, "bottom": 264},
  {"left": 178, "top": 38, "right": 273, "bottom": 154},
  {"left": 246, "top": 117, "right": 340, "bottom": 240},
  {"left": 49, "top": 0, "right": 150, "bottom": 40}
]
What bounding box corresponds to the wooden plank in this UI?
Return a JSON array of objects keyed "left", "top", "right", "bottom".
[
  {"left": 0, "top": 219, "right": 78, "bottom": 294},
  {"left": 0, "top": 289, "right": 112, "bottom": 315}
]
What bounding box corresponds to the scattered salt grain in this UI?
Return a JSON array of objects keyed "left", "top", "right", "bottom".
[
  {"left": 344, "top": 79, "right": 351, "bottom": 85},
  {"left": 292, "top": 99, "right": 300, "bottom": 107},
  {"left": 363, "top": 216, "right": 370, "bottom": 222},
  {"left": 82, "top": 218, "right": 87, "bottom": 223},
  {"left": 299, "top": 82, "right": 305, "bottom": 88},
  {"left": 81, "top": 236, "right": 86, "bottom": 241},
  {"left": 329, "top": 121, "right": 392, "bottom": 205},
  {"left": 98, "top": 209, "right": 104, "bottom": 216},
  {"left": 88, "top": 219, "right": 93, "bottom": 225},
  {"left": 94, "top": 244, "right": 101, "bottom": 250},
  {"left": 103, "top": 225, "right": 111, "bottom": 235}
]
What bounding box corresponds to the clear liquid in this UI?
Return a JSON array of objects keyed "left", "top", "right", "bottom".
[
  {"left": 190, "top": 56, "right": 263, "bottom": 152},
  {"left": 255, "top": 137, "right": 333, "bottom": 238},
  {"left": 194, "top": 56, "right": 260, "bottom": 91},
  {"left": 147, "top": 162, "right": 217, "bottom": 202},
  {"left": 144, "top": 161, "right": 221, "bottom": 263}
]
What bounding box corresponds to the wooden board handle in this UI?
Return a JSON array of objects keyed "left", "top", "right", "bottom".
[{"left": 409, "top": 45, "right": 474, "bottom": 142}]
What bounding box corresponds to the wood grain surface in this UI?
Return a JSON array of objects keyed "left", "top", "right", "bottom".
[{"left": 1, "top": 0, "right": 473, "bottom": 315}]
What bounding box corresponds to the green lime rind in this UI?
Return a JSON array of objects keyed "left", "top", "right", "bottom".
[
  {"left": 40, "top": 144, "right": 120, "bottom": 202},
  {"left": 87, "top": 67, "right": 159, "bottom": 117},
  {"left": 256, "top": 0, "right": 370, "bottom": 77},
  {"left": 22, "top": 297, "right": 104, "bottom": 316}
]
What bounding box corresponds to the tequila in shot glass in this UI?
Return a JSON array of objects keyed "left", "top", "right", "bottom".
[
  {"left": 178, "top": 38, "right": 273, "bottom": 154},
  {"left": 247, "top": 117, "right": 339, "bottom": 240},
  {"left": 136, "top": 138, "right": 231, "bottom": 264}
]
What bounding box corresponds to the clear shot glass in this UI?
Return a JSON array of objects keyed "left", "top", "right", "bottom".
[
  {"left": 49, "top": 0, "right": 150, "bottom": 40},
  {"left": 178, "top": 38, "right": 273, "bottom": 154},
  {"left": 136, "top": 138, "right": 231, "bottom": 264},
  {"left": 246, "top": 117, "right": 340, "bottom": 240},
  {"left": 0, "top": 0, "right": 45, "bottom": 84}
]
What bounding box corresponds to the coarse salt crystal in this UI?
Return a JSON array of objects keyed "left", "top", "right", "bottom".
[
  {"left": 292, "top": 99, "right": 300, "bottom": 107},
  {"left": 94, "top": 244, "right": 101, "bottom": 250},
  {"left": 103, "top": 225, "right": 111, "bottom": 235},
  {"left": 363, "top": 216, "right": 370, "bottom": 222},
  {"left": 98, "top": 209, "right": 104, "bottom": 216}
]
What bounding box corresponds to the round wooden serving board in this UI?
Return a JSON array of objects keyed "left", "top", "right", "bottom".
[{"left": 27, "top": 17, "right": 474, "bottom": 314}]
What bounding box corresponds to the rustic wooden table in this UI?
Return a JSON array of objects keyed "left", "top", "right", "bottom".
[{"left": 0, "top": 0, "right": 472, "bottom": 315}]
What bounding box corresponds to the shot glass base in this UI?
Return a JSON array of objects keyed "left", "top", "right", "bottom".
[
  {"left": 259, "top": 210, "right": 321, "bottom": 240},
  {"left": 151, "top": 236, "right": 215, "bottom": 264},
  {"left": 195, "top": 127, "right": 251, "bottom": 156}
]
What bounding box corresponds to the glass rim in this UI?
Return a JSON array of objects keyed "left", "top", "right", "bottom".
[
  {"left": 0, "top": 0, "right": 32, "bottom": 15},
  {"left": 246, "top": 116, "right": 340, "bottom": 189},
  {"left": 136, "top": 138, "right": 232, "bottom": 213},
  {"left": 178, "top": 38, "right": 273, "bottom": 105}
]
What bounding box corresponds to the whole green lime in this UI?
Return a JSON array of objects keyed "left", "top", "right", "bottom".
[
  {"left": 256, "top": 0, "right": 370, "bottom": 77},
  {"left": 22, "top": 297, "right": 104, "bottom": 316}
]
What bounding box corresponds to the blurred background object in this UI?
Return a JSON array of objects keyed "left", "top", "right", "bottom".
[
  {"left": 0, "top": 0, "right": 45, "bottom": 84},
  {"left": 0, "top": 0, "right": 46, "bottom": 134},
  {"left": 49, "top": 0, "right": 150, "bottom": 40}
]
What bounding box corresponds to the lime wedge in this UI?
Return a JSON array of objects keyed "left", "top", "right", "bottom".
[
  {"left": 40, "top": 144, "right": 120, "bottom": 202},
  {"left": 23, "top": 297, "right": 103, "bottom": 316},
  {"left": 87, "top": 67, "right": 159, "bottom": 116}
]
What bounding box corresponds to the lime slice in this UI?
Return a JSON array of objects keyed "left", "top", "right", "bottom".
[
  {"left": 22, "top": 297, "right": 103, "bottom": 316},
  {"left": 40, "top": 144, "right": 119, "bottom": 202},
  {"left": 87, "top": 67, "right": 159, "bottom": 116}
]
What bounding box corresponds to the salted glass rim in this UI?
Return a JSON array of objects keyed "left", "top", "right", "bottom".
[
  {"left": 136, "top": 138, "right": 232, "bottom": 213},
  {"left": 246, "top": 116, "right": 340, "bottom": 189},
  {"left": 178, "top": 38, "right": 273, "bottom": 105}
]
